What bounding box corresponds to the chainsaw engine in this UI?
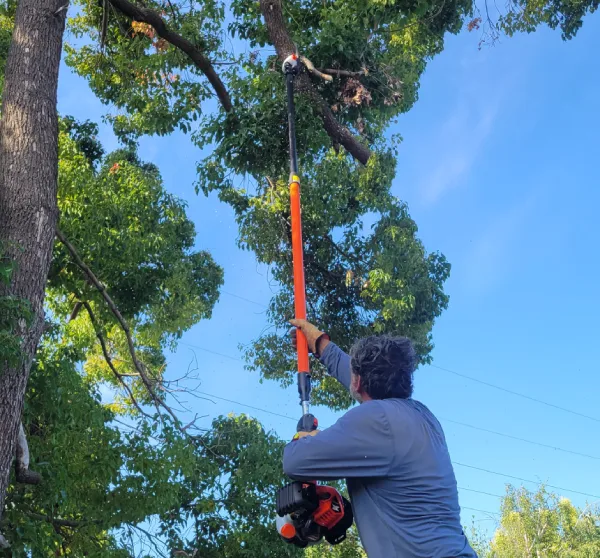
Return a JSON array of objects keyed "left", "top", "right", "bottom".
[{"left": 276, "top": 480, "right": 353, "bottom": 547}]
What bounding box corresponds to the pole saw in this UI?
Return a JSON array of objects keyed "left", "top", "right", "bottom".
[{"left": 274, "top": 54, "right": 354, "bottom": 549}]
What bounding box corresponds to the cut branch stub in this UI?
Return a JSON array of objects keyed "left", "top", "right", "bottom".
[{"left": 259, "top": 0, "right": 372, "bottom": 165}]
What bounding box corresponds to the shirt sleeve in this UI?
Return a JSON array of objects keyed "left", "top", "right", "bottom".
[
  {"left": 319, "top": 342, "right": 351, "bottom": 390},
  {"left": 283, "top": 400, "right": 393, "bottom": 481}
]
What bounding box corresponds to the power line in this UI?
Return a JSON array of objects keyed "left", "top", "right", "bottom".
[
  {"left": 431, "top": 364, "right": 600, "bottom": 424},
  {"left": 458, "top": 487, "right": 503, "bottom": 499},
  {"left": 202, "top": 290, "right": 600, "bottom": 426},
  {"left": 178, "top": 342, "right": 599, "bottom": 464},
  {"left": 218, "top": 287, "right": 600, "bottom": 426},
  {"left": 192, "top": 389, "right": 599, "bottom": 501},
  {"left": 462, "top": 506, "right": 500, "bottom": 517},
  {"left": 453, "top": 462, "right": 600, "bottom": 499},
  {"left": 200, "top": 291, "right": 600, "bottom": 426},
  {"left": 176, "top": 326, "right": 600, "bottom": 497},
  {"left": 179, "top": 341, "right": 243, "bottom": 362},
  {"left": 221, "top": 290, "right": 267, "bottom": 308},
  {"left": 195, "top": 391, "right": 297, "bottom": 422},
  {"left": 440, "top": 417, "right": 600, "bottom": 461}
]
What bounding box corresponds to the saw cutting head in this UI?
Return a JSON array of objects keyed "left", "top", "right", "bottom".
[{"left": 282, "top": 53, "right": 300, "bottom": 75}]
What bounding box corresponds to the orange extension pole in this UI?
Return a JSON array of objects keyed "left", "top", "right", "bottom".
[{"left": 290, "top": 176, "right": 309, "bottom": 375}]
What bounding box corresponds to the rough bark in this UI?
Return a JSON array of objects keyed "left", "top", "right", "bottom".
[
  {"left": 107, "top": 0, "right": 233, "bottom": 113},
  {"left": 0, "top": 0, "right": 67, "bottom": 534},
  {"left": 259, "top": 0, "right": 372, "bottom": 165}
]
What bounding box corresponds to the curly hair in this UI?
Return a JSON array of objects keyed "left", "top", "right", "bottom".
[{"left": 349, "top": 335, "right": 416, "bottom": 399}]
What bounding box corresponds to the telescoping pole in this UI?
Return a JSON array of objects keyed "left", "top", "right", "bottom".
[{"left": 282, "top": 55, "right": 312, "bottom": 422}]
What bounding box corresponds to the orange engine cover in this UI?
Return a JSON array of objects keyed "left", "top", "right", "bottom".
[{"left": 312, "top": 485, "right": 345, "bottom": 529}]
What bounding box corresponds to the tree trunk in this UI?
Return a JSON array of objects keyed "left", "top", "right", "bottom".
[{"left": 0, "top": 0, "right": 67, "bottom": 528}]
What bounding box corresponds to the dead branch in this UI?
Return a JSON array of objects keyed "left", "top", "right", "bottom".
[
  {"left": 81, "top": 300, "right": 151, "bottom": 419},
  {"left": 300, "top": 56, "right": 333, "bottom": 82},
  {"left": 26, "top": 512, "right": 87, "bottom": 529},
  {"left": 319, "top": 68, "right": 366, "bottom": 78},
  {"left": 107, "top": 0, "right": 233, "bottom": 112},
  {"left": 15, "top": 423, "right": 41, "bottom": 485},
  {"left": 55, "top": 229, "right": 213, "bottom": 450},
  {"left": 259, "top": 0, "right": 372, "bottom": 165}
]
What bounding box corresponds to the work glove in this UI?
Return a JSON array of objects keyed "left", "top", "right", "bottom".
[
  {"left": 292, "top": 430, "right": 320, "bottom": 441},
  {"left": 289, "top": 319, "right": 330, "bottom": 357}
]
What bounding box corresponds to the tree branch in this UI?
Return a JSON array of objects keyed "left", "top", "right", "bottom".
[
  {"left": 15, "top": 423, "right": 41, "bottom": 485},
  {"left": 55, "top": 229, "right": 213, "bottom": 450},
  {"left": 319, "top": 68, "right": 366, "bottom": 78},
  {"left": 300, "top": 56, "right": 333, "bottom": 82},
  {"left": 80, "top": 300, "right": 151, "bottom": 419},
  {"left": 259, "top": 0, "right": 372, "bottom": 165},
  {"left": 69, "top": 300, "right": 82, "bottom": 322},
  {"left": 107, "top": 0, "right": 233, "bottom": 112},
  {"left": 26, "top": 512, "right": 87, "bottom": 529}
]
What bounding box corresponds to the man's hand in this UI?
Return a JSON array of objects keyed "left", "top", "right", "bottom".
[
  {"left": 290, "top": 319, "right": 330, "bottom": 356},
  {"left": 293, "top": 430, "right": 320, "bottom": 440}
]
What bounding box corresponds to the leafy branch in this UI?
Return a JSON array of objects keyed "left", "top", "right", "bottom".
[{"left": 107, "top": 0, "right": 233, "bottom": 112}]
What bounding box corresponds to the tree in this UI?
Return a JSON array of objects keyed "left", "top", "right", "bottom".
[
  {"left": 0, "top": 115, "right": 221, "bottom": 553},
  {"left": 0, "top": 0, "right": 68, "bottom": 545},
  {"left": 473, "top": 486, "right": 600, "bottom": 558}
]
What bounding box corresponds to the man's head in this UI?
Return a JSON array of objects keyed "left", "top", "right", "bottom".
[{"left": 349, "top": 335, "right": 416, "bottom": 402}]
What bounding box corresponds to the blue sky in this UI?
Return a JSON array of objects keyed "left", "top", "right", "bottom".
[{"left": 58, "top": 10, "right": 600, "bottom": 538}]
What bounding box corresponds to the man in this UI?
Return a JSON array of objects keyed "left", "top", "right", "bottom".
[{"left": 284, "top": 319, "right": 477, "bottom": 558}]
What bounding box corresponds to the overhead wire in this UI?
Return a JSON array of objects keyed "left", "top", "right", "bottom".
[
  {"left": 453, "top": 462, "right": 600, "bottom": 499},
  {"left": 179, "top": 341, "right": 242, "bottom": 362},
  {"left": 462, "top": 506, "right": 500, "bottom": 517},
  {"left": 221, "top": 290, "right": 267, "bottom": 308},
  {"left": 439, "top": 416, "right": 600, "bottom": 461},
  {"left": 195, "top": 390, "right": 297, "bottom": 421},
  {"left": 218, "top": 290, "right": 600, "bottom": 426},
  {"left": 178, "top": 291, "right": 600, "bottom": 502},
  {"left": 192, "top": 389, "right": 599, "bottom": 500},
  {"left": 431, "top": 364, "right": 600, "bottom": 424},
  {"left": 458, "top": 487, "right": 503, "bottom": 499},
  {"left": 179, "top": 328, "right": 599, "bottom": 464}
]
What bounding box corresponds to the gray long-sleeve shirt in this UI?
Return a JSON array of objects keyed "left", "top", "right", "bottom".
[{"left": 283, "top": 343, "right": 477, "bottom": 558}]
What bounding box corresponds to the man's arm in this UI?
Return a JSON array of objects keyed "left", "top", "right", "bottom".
[
  {"left": 283, "top": 400, "right": 393, "bottom": 481},
  {"left": 290, "top": 319, "right": 351, "bottom": 391},
  {"left": 319, "top": 342, "right": 351, "bottom": 390}
]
